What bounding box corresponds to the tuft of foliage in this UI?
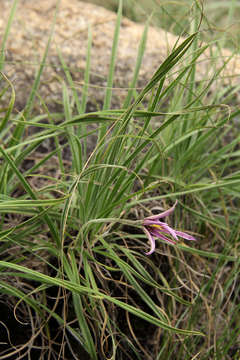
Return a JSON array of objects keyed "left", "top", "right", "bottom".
[{"left": 0, "top": 1, "right": 239, "bottom": 359}]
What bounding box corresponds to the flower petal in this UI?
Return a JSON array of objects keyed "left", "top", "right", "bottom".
[
  {"left": 143, "top": 219, "right": 161, "bottom": 226},
  {"left": 145, "top": 200, "right": 178, "bottom": 220},
  {"left": 159, "top": 222, "right": 178, "bottom": 241},
  {"left": 175, "top": 230, "right": 196, "bottom": 241},
  {"left": 150, "top": 229, "right": 176, "bottom": 245},
  {"left": 143, "top": 227, "right": 156, "bottom": 255}
]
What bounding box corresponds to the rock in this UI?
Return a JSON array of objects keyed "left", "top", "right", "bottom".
[{"left": 1, "top": 0, "right": 240, "bottom": 112}]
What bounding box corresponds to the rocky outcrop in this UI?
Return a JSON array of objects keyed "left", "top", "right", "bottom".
[{"left": 1, "top": 0, "right": 239, "bottom": 112}]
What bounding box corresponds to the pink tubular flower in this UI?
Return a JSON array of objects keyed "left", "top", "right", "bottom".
[{"left": 143, "top": 200, "right": 196, "bottom": 255}]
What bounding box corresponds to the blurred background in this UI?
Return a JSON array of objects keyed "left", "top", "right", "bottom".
[{"left": 85, "top": 0, "right": 240, "bottom": 49}]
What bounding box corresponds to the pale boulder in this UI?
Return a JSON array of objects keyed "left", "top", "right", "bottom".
[{"left": 1, "top": 0, "right": 239, "bottom": 111}]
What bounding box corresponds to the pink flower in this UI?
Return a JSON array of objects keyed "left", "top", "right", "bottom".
[{"left": 143, "top": 200, "right": 196, "bottom": 255}]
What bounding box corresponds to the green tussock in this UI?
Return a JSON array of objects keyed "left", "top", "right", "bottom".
[{"left": 0, "top": 0, "right": 239, "bottom": 359}]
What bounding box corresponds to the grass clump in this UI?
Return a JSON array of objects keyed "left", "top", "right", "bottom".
[{"left": 0, "top": 0, "right": 239, "bottom": 359}]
